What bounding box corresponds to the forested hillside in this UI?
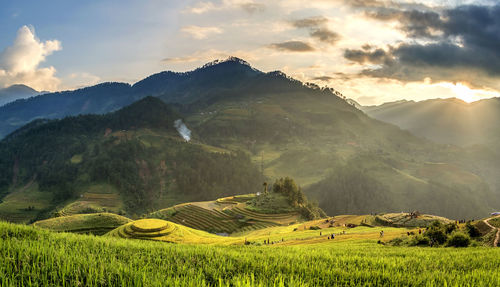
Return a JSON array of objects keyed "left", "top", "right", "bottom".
[{"left": 0, "top": 97, "right": 263, "bottom": 222}]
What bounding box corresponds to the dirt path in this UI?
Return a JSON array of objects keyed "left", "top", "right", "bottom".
[{"left": 483, "top": 216, "right": 500, "bottom": 247}]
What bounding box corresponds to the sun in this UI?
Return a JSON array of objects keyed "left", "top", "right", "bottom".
[{"left": 450, "top": 83, "right": 478, "bottom": 103}]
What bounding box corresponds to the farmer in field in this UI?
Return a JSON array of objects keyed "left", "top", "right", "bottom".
[{"left": 380, "top": 230, "right": 384, "bottom": 238}]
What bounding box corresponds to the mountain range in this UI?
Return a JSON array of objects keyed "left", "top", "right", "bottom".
[
  {"left": 362, "top": 98, "right": 500, "bottom": 147},
  {"left": 0, "top": 57, "right": 499, "bottom": 223}
]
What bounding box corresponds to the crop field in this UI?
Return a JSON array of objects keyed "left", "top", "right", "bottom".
[
  {"left": 107, "top": 219, "right": 241, "bottom": 244},
  {"left": 1, "top": 221, "right": 499, "bottom": 286},
  {"left": 0, "top": 183, "right": 53, "bottom": 223},
  {"left": 58, "top": 184, "right": 125, "bottom": 216},
  {"left": 150, "top": 195, "right": 299, "bottom": 234},
  {"left": 33, "top": 213, "right": 131, "bottom": 235},
  {"left": 374, "top": 213, "right": 452, "bottom": 228}
]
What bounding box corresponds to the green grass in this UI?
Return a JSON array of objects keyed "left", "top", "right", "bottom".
[
  {"left": 32, "top": 213, "right": 132, "bottom": 235},
  {"left": 1, "top": 221, "right": 499, "bottom": 286}
]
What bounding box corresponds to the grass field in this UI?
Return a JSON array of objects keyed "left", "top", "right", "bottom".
[{"left": 1, "top": 221, "right": 499, "bottom": 286}]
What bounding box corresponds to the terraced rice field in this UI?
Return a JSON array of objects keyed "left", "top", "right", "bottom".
[
  {"left": 58, "top": 184, "right": 125, "bottom": 216},
  {"left": 151, "top": 199, "right": 299, "bottom": 234},
  {"left": 0, "top": 183, "right": 53, "bottom": 223},
  {"left": 107, "top": 219, "right": 241, "bottom": 244},
  {"left": 33, "top": 213, "right": 131, "bottom": 235},
  {"left": 375, "top": 212, "right": 452, "bottom": 227}
]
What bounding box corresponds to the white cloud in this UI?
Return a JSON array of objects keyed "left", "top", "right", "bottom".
[
  {"left": 184, "top": 1, "right": 217, "bottom": 14},
  {"left": 184, "top": 0, "right": 265, "bottom": 14},
  {"left": 181, "top": 25, "right": 223, "bottom": 39},
  {"left": 0, "top": 26, "right": 62, "bottom": 91}
]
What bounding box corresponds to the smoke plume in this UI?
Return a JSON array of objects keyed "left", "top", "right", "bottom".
[{"left": 174, "top": 119, "right": 191, "bottom": 141}]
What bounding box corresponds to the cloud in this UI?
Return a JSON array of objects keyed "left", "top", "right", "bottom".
[
  {"left": 240, "top": 2, "right": 266, "bottom": 13},
  {"left": 343, "top": 4, "right": 500, "bottom": 89},
  {"left": 184, "top": 1, "right": 217, "bottom": 14},
  {"left": 268, "top": 41, "right": 315, "bottom": 52},
  {"left": 313, "top": 76, "right": 334, "bottom": 81},
  {"left": 290, "top": 16, "right": 340, "bottom": 44},
  {"left": 0, "top": 26, "right": 61, "bottom": 91},
  {"left": 181, "top": 25, "right": 223, "bottom": 39},
  {"left": 344, "top": 46, "right": 392, "bottom": 65},
  {"left": 184, "top": 0, "right": 265, "bottom": 14},
  {"left": 162, "top": 50, "right": 230, "bottom": 63}
]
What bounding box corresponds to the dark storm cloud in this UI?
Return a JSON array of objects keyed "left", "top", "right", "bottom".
[
  {"left": 366, "top": 9, "right": 442, "bottom": 38},
  {"left": 344, "top": 47, "right": 393, "bottom": 65},
  {"left": 343, "top": 4, "right": 500, "bottom": 86},
  {"left": 290, "top": 16, "right": 341, "bottom": 45},
  {"left": 268, "top": 41, "right": 315, "bottom": 52}
]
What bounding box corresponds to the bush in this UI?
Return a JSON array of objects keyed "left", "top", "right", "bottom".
[
  {"left": 389, "top": 237, "right": 406, "bottom": 246},
  {"left": 410, "top": 235, "right": 430, "bottom": 246},
  {"left": 309, "top": 226, "right": 321, "bottom": 230},
  {"left": 424, "top": 227, "right": 447, "bottom": 246},
  {"left": 465, "top": 222, "right": 481, "bottom": 238},
  {"left": 446, "top": 232, "right": 470, "bottom": 247},
  {"left": 444, "top": 223, "right": 458, "bottom": 234}
]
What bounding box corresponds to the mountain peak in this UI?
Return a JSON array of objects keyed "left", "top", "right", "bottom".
[
  {"left": 2, "top": 84, "right": 38, "bottom": 94},
  {"left": 200, "top": 56, "right": 252, "bottom": 69}
]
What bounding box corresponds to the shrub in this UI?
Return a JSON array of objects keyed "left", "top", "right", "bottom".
[
  {"left": 410, "top": 235, "right": 430, "bottom": 246},
  {"left": 309, "top": 226, "right": 321, "bottom": 230},
  {"left": 446, "top": 232, "right": 470, "bottom": 247},
  {"left": 465, "top": 222, "right": 481, "bottom": 238},
  {"left": 444, "top": 223, "right": 458, "bottom": 234},
  {"left": 424, "top": 227, "right": 447, "bottom": 246},
  {"left": 389, "top": 237, "right": 406, "bottom": 246}
]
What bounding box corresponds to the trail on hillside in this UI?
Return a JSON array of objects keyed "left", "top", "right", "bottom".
[{"left": 483, "top": 216, "right": 500, "bottom": 247}]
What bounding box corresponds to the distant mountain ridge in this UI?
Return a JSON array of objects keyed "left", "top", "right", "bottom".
[
  {"left": 0, "top": 84, "right": 40, "bottom": 107},
  {"left": 362, "top": 97, "right": 500, "bottom": 147},
  {"left": 0, "top": 57, "right": 336, "bottom": 139}
]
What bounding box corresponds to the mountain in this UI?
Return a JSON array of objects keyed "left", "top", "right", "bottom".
[
  {"left": 361, "top": 98, "right": 500, "bottom": 147},
  {"left": 0, "top": 57, "right": 264, "bottom": 139},
  {"left": 0, "top": 84, "right": 40, "bottom": 107},
  {"left": 0, "top": 97, "right": 263, "bottom": 223},
  {"left": 0, "top": 58, "right": 498, "bottom": 222}
]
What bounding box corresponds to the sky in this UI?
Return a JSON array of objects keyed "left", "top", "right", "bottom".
[{"left": 0, "top": 0, "right": 499, "bottom": 105}]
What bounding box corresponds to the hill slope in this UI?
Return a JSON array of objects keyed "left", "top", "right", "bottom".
[{"left": 0, "top": 97, "right": 263, "bottom": 223}]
